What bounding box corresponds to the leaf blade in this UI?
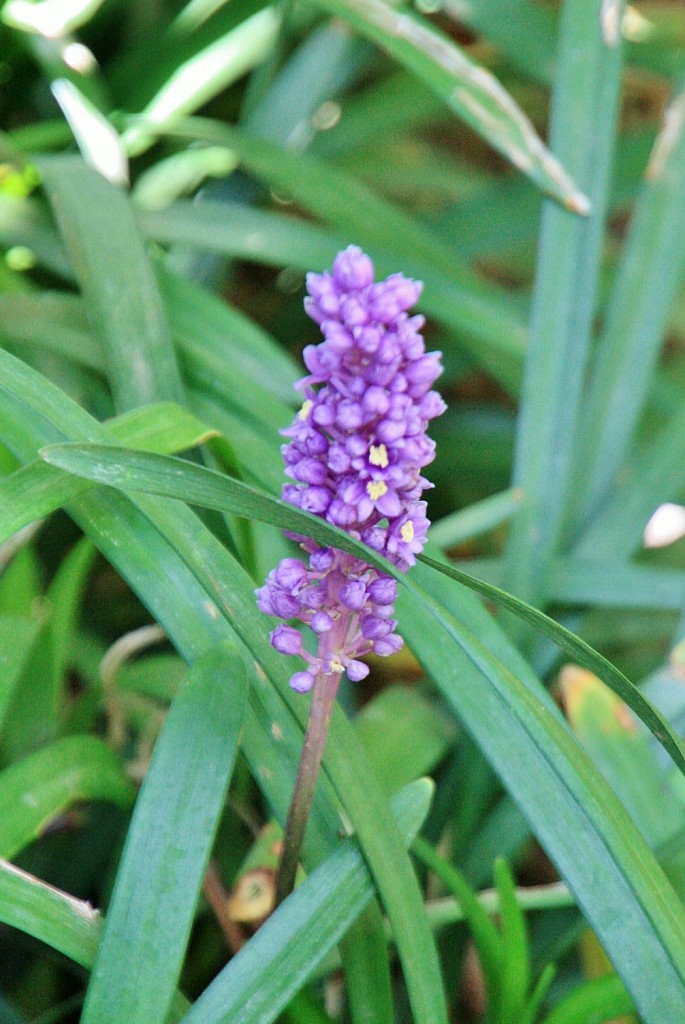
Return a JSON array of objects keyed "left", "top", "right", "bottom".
[{"left": 81, "top": 642, "right": 247, "bottom": 1024}]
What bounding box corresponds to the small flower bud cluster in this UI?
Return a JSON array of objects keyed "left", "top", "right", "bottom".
[
  {"left": 256, "top": 543, "right": 401, "bottom": 692},
  {"left": 256, "top": 246, "right": 445, "bottom": 693}
]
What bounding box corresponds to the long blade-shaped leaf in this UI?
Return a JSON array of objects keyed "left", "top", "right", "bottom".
[
  {"left": 39, "top": 156, "right": 185, "bottom": 410},
  {"left": 0, "top": 736, "right": 133, "bottom": 860},
  {"left": 308, "top": 0, "right": 589, "bottom": 211},
  {"left": 180, "top": 780, "right": 432, "bottom": 1024},
  {"left": 566, "top": 82, "right": 685, "bottom": 535},
  {"left": 30, "top": 443, "right": 685, "bottom": 1022},
  {"left": 81, "top": 643, "right": 247, "bottom": 1024},
  {"left": 503, "top": 0, "right": 623, "bottom": 607},
  {"left": 0, "top": 350, "right": 448, "bottom": 1024},
  {"left": 39, "top": 442, "right": 685, "bottom": 779},
  {"left": 6, "top": 351, "right": 685, "bottom": 1021}
]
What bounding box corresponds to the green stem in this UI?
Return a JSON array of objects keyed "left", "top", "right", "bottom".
[{"left": 275, "top": 669, "right": 341, "bottom": 906}]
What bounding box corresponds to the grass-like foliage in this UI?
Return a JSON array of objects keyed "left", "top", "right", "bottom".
[{"left": 1, "top": 1, "right": 685, "bottom": 1022}]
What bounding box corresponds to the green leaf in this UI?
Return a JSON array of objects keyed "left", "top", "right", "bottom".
[
  {"left": 566, "top": 82, "right": 685, "bottom": 535},
  {"left": 355, "top": 685, "right": 455, "bottom": 794},
  {"left": 493, "top": 858, "right": 530, "bottom": 1022},
  {"left": 39, "top": 156, "right": 185, "bottom": 410},
  {"left": 7, "top": 348, "right": 685, "bottom": 1022},
  {"left": 39, "top": 442, "right": 685, "bottom": 780},
  {"left": 30, "top": 436, "right": 685, "bottom": 1020},
  {"left": 0, "top": 349, "right": 448, "bottom": 1024},
  {"left": 503, "top": 0, "right": 623, "bottom": 606},
  {"left": 445, "top": 0, "right": 556, "bottom": 83},
  {"left": 540, "top": 973, "right": 633, "bottom": 1024},
  {"left": 0, "top": 615, "right": 41, "bottom": 735},
  {"left": 574, "top": 403, "right": 685, "bottom": 560},
  {"left": 308, "top": 0, "right": 589, "bottom": 211},
  {"left": 429, "top": 488, "right": 521, "bottom": 550},
  {"left": 413, "top": 835, "right": 504, "bottom": 1011},
  {"left": 51, "top": 78, "right": 128, "bottom": 185},
  {"left": 339, "top": 904, "right": 394, "bottom": 1024},
  {"left": 179, "top": 779, "right": 433, "bottom": 1024},
  {"left": 417, "top": 552, "right": 685, "bottom": 779},
  {"left": 0, "top": 859, "right": 191, "bottom": 1021},
  {"left": 46, "top": 535, "right": 97, "bottom": 685},
  {"left": 81, "top": 643, "right": 247, "bottom": 1024},
  {"left": 121, "top": 6, "right": 280, "bottom": 156},
  {"left": 560, "top": 665, "right": 682, "bottom": 847},
  {"left": 0, "top": 401, "right": 216, "bottom": 544},
  {"left": 0, "top": 610, "right": 60, "bottom": 762},
  {"left": 132, "top": 118, "right": 527, "bottom": 390},
  {"left": 156, "top": 263, "right": 300, "bottom": 408},
  {"left": 0, "top": 857, "right": 102, "bottom": 969},
  {"left": 0, "top": 735, "right": 133, "bottom": 859}
]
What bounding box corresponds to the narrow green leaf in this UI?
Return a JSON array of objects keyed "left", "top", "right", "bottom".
[
  {"left": 0, "top": 616, "right": 41, "bottom": 735},
  {"left": 0, "top": 859, "right": 191, "bottom": 1021},
  {"left": 356, "top": 685, "right": 455, "bottom": 794},
  {"left": 121, "top": 6, "right": 281, "bottom": 156},
  {"left": 418, "top": 553, "right": 685, "bottom": 778},
  {"left": 574, "top": 396, "right": 685, "bottom": 561},
  {"left": 340, "top": 904, "right": 394, "bottom": 1024},
  {"left": 566, "top": 82, "right": 685, "bottom": 535},
  {"left": 51, "top": 78, "right": 128, "bottom": 185},
  {"left": 0, "top": 290, "right": 103, "bottom": 371},
  {"left": 0, "top": 612, "right": 60, "bottom": 762},
  {"left": 493, "top": 858, "right": 530, "bottom": 1022},
  {"left": 46, "top": 535, "right": 96, "bottom": 685},
  {"left": 0, "top": 857, "right": 102, "bottom": 969},
  {"left": 445, "top": 0, "right": 556, "bottom": 83},
  {"left": 81, "top": 643, "right": 247, "bottom": 1024},
  {"left": 1, "top": 0, "right": 107, "bottom": 35},
  {"left": 547, "top": 558, "right": 685, "bottom": 611},
  {"left": 503, "top": 0, "right": 623, "bottom": 606},
  {"left": 39, "top": 156, "right": 185, "bottom": 410},
  {"left": 0, "top": 735, "right": 133, "bottom": 859},
  {"left": 308, "top": 0, "right": 589, "bottom": 211},
  {"left": 560, "top": 665, "right": 681, "bottom": 847},
  {"left": 8, "top": 351, "right": 685, "bottom": 1022},
  {"left": 450, "top": 556, "right": 685, "bottom": 612},
  {"left": 399, "top": 573, "right": 685, "bottom": 1024},
  {"left": 540, "top": 973, "right": 633, "bottom": 1024},
  {"left": 138, "top": 197, "right": 525, "bottom": 391},
  {"left": 521, "top": 964, "right": 556, "bottom": 1024},
  {"left": 132, "top": 146, "right": 238, "bottom": 209},
  {"left": 0, "top": 350, "right": 448, "bottom": 1024},
  {"left": 429, "top": 488, "right": 521, "bottom": 550},
  {"left": 179, "top": 780, "right": 433, "bottom": 1024},
  {"left": 38, "top": 442, "right": 685, "bottom": 780},
  {"left": 413, "top": 836, "right": 503, "bottom": 1010},
  {"left": 156, "top": 263, "right": 300, "bottom": 407},
  {"left": 0, "top": 402, "right": 216, "bottom": 545},
  {"left": 133, "top": 117, "right": 527, "bottom": 390}
]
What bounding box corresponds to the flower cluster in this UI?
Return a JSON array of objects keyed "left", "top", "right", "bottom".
[{"left": 256, "top": 246, "right": 445, "bottom": 693}]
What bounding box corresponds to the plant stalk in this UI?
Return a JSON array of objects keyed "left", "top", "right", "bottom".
[{"left": 275, "top": 669, "right": 341, "bottom": 907}]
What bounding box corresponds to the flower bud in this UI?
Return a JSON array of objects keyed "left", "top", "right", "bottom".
[
  {"left": 270, "top": 624, "right": 303, "bottom": 655},
  {"left": 346, "top": 659, "right": 370, "bottom": 682},
  {"left": 290, "top": 671, "right": 315, "bottom": 693}
]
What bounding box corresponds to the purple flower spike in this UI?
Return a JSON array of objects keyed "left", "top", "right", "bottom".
[{"left": 256, "top": 246, "right": 444, "bottom": 692}]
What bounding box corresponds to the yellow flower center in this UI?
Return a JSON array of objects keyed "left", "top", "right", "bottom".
[
  {"left": 298, "top": 399, "right": 313, "bottom": 421},
  {"left": 400, "top": 521, "right": 415, "bottom": 543},
  {"left": 366, "top": 480, "right": 388, "bottom": 501},
  {"left": 368, "top": 443, "right": 389, "bottom": 468},
  {"left": 328, "top": 656, "right": 344, "bottom": 673}
]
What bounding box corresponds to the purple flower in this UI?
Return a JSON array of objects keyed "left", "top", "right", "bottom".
[{"left": 256, "top": 246, "right": 444, "bottom": 691}]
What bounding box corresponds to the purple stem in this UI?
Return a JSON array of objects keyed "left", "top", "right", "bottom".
[{"left": 275, "top": 666, "right": 342, "bottom": 906}]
